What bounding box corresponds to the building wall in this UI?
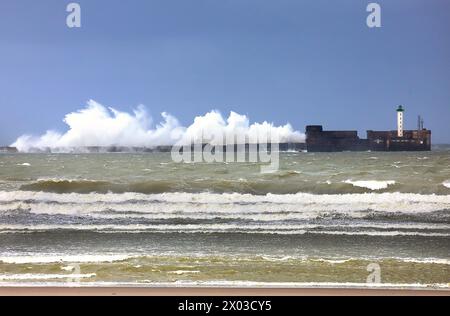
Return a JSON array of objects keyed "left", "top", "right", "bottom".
[
  {"left": 306, "top": 126, "right": 367, "bottom": 152},
  {"left": 306, "top": 126, "right": 431, "bottom": 152},
  {"left": 367, "top": 130, "right": 431, "bottom": 151}
]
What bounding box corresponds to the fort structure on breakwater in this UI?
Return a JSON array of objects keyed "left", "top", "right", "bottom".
[
  {"left": 2, "top": 106, "right": 432, "bottom": 153},
  {"left": 305, "top": 106, "right": 431, "bottom": 152}
]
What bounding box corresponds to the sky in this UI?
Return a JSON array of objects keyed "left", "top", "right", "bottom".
[{"left": 0, "top": 0, "right": 449, "bottom": 144}]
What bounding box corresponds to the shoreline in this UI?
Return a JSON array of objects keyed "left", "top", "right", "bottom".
[{"left": 0, "top": 287, "right": 449, "bottom": 296}]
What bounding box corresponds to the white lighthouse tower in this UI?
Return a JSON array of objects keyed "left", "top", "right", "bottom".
[{"left": 397, "top": 105, "right": 404, "bottom": 137}]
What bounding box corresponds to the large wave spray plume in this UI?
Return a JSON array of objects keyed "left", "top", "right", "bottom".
[{"left": 12, "top": 100, "right": 304, "bottom": 152}]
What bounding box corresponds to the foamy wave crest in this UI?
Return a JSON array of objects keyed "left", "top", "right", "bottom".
[
  {"left": 1, "top": 191, "right": 449, "bottom": 214},
  {"left": 443, "top": 180, "right": 450, "bottom": 189},
  {"left": 1, "top": 224, "right": 448, "bottom": 237},
  {"left": 0, "top": 273, "right": 96, "bottom": 281},
  {"left": 11, "top": 176, "right": 445, "bottom": 195},
  {"left": 12, "top": 100, "right": 304, "bottom": 152},
  {"left": 168, "top": 281, "right": 450, "bottom": 289},
  {"left": 1, "top": 255, "right": 448, "bottom": 287},
  {"left": 344, "top": 180, "right": 396, "bottom": 190},
  {"left": 0, "top": 255, "right": 131, "bottom": 264}
]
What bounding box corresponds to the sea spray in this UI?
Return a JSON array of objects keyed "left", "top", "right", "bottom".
[{"left": 12, "top": 100, "right": 304, "bottom": 152}]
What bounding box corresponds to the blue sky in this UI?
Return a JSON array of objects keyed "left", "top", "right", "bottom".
[{"left": 0, "top": 0, "right": 449, "bottom": 144}]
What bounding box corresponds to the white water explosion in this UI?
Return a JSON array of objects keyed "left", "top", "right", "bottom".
[{"left": 12, "top": 100, "right": 304, "bottom": 152}]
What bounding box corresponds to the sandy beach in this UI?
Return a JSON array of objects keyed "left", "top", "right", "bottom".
[{"left": 0, "top": 287, "right": 449, "bottom": 296}]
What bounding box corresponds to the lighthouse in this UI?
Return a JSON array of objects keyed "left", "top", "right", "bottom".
[{"left": 397, "top": 105, "right": 404, "bottom": 137}]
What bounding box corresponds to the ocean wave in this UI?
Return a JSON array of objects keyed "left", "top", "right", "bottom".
[
  {"left": 14, "top": 178, "right": 426, "bottom": 195},
  {"left": 399, "top": 258, "right": 450, "bottom": 265},
  {"left": 344, "top": 180, "right": 396, "bottom": 190},
  {"left": 1, "top": 280, "right": 447, "bottom": 289},
  {"left": 0, "top": 273, "right": 96, "bottom": 281},
  {"left": 165, "top": 281, "right": 450, "bottom": 289},
  {"left": 12, "top": 100, "right": 304, "bottom": 152},
  {"left": 273, "top": 170, "right": 302, "bottom": 178},
  {"left": 306, "top": 231, "right": 449, "bottom": 237},
  {"left": 1, "top": 201, "right": 449, "bottom": 227},
  {"left": 1, "top": 280, "right": 447, "bottom": 288},
  {"left": 20, "top": 179, "right": 174, "bottom": 194},
  {"left": 1, "top": 191, "right": 449, "bottom": 236},
  {"left": 16, "top": 163, "right": 31, "bottom": 167},
  {"left": 0, "top": 254, "right": 131, "bottom": 264},
  {"left": 0, "top": 255, "right": 448, "bottom": 287},
  {"left": 168, "top": 270, "right": 201, "bottom": 275},
  {"left": 1, "top": 253, "right": 448, "bottom": 266},
  {"left": 1, "top": 191, "right": 449, "bottom": 213},
  {"left": 0, "top": 223, "right": 448, "bottom": 237},
  {"left": 0, "top": 200, "right": 447, "bottom": 219},
  {"left": 443, "top": 180, "right": 450, "bottom": 189}
]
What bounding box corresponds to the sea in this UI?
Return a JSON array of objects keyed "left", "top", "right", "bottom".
[{"left": 0, "top": 149, "right": 449, "bottom": 288}]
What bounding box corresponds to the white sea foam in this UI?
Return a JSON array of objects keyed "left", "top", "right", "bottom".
[
  {"left": 344, "top": 180, "right": 396, "bottom": 190},
  {"left": 0, "top": 224, "right": 448, "bottom": 237},
  {"left": 61, "top": 266, "right": 75, "bottom": 271},
  {"left": 0, "top": 273, "right": 96, "bottom": 281},
  {"left": 260, "top": 255, "right": 295, "bottom": 261},
  {"left": 310, "top": 258, "right": 353, "bottom": 264},
  {"left": 12, "top": 100, "right": 304, "bottom": 152},
  {"left": 2, "top": 199, "right": 449, "bottom": 230},
  {"left": 307, "top": 231, "right": 449, "bottom": 237},
  {"left": 169, "top": 280, "right": 450, "bottom": 289},
  {"left": 17, "top": 163, "right": 31, "bottom": 166},
  {"left": 168, "top": 270, "right": 201, "bottom": 275},
  {"left": 400, "top": 258, "right": 450, "bottom": 265},
  {"left": 0, "top": 254, "right": 130, "bottom": 264},
  {"left": 2, "top": 253, "right": 448, "bottom": 266},
  {"left": 35, "top": 177, "right": 99, "bottom": 182},
  {"left": 443, "top": 180, "right": 450, "bottom": 189},
  {"left": 1, "top": 191, "right": 448, "bottom": 214},
  {"left": 1, "top": 280, "right": 447, "bottom": 289}
]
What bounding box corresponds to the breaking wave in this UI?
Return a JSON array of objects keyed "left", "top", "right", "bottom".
[
  {"left": 0, "top": 255, "right": 130, "bottom": 264},
  {"left": 15, "top": 178, "right": 424, "bottom": 195},
  {"left": 0, "top": 273, "right": 96, "bottom": 281},
  {"left": 12, "top": 100, "right": 304, "bottom": 152},
  {"left": 0, "top": 254, "right": 448, "bottom": 287},
  {"left": 0, "top": 190, "right": 448, "bottom": 236},
  {"left": 344, "top": 180, "right": 396, "bottom": 190},
  {"left": 20, "top": 179, "right": 174, "bottom": 194},
  {"left": 2, "top": 190, "right": 450, "bottom": 211},
  {"left": 0, "top": 254, "right": 448, "bottom": 266}
]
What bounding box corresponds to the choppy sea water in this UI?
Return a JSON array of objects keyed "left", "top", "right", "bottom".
[{"left": 0, "top": 150, "right": 449, "bottom": 288}]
